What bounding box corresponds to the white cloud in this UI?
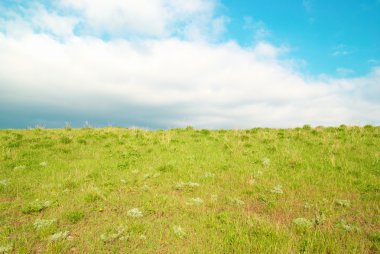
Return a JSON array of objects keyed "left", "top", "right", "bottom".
[
  {"left": 60, "top": 0, "right": 168, "bottom": 36},
  {"left": 59, "top": 0, "right": 222, "bottom": 39},
  {"left": 336, "top": 67, "right": 355, "bottom": 77},
  {"left": 243, "top": 17, "right": 270, "bottom": 41},
  {"left": 0, "top": 1, "right": 379, "bottom": 128},
  {"left": 303, "top": 0, "right": 313, "bottom": 12},
  {"left": 1, "top": 31, "right": 379, "bottom": 128},
  {"left": 32, "top": 6, "right": 79, "bottom": 39},
  {"left": 0, "top": 3, "right": 78, "bottom": 39},
  {"left": 368, "top": 59, "right": 380, "bottom": 65},
  {"left": 332, "top": 44, "right": 354, "bottom": 57}
]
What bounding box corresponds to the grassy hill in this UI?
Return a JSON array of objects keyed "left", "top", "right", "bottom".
[{"left": 0, "top": 126, "right": 379, "bottom": 253}]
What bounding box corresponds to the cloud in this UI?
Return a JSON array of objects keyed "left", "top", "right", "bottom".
[
  {"left": 243, "top": 17, "right": 270, "bottom": 41},
  {"left": 336, "top": 68, "right": 355, "bottom": 77},
  {"left": 58, "top": 0, "right": 223, "bottom": 40},
  {"left": 332, "top": 44, "right": 354, "bottom": 57},
  {"left": 0, "top": 1, "right": 379, "bottom": 128},
  {"left": 31, "top": 6, "right": 79, "bottom": 39},
  {"left": 368, "top": 59, "right": 380, "bottom": 65},
  {"left": 302, "top": 0, "right": 313, "bottom": 12},
  {"left": 302, "top": 0, "right": 316, "bottom": 24},
  {"left": 0, "top": 2, "right": 79, "bottom": 39}
]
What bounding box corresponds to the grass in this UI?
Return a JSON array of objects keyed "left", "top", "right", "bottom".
[{"left": 0, "top": 126, "right": 379, "bottom": 253}]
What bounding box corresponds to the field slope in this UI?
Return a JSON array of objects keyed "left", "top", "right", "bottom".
[{"left": 0, "top": 126, "right": 379, "bottom": 253}]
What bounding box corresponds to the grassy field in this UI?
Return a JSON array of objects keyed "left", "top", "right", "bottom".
[{"left": 0, "top": 126, "right": 379, "bottom": 253}]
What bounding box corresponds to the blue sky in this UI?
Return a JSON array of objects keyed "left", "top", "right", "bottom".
[
  {"left": 0, "top": 0, "right": 379, "bottom": 128},
  {"left": 222, "top": 0, "right": 380, "bottom": 77}
]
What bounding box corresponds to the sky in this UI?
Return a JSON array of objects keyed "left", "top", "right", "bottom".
[{"left": 0, "top": 0, "right": 379, "bottom": 129}]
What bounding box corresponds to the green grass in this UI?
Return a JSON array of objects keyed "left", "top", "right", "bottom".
[{"left": 0, "top": 126, "right": 379, "bottom": 253}]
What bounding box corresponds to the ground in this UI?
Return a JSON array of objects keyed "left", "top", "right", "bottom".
[{"left": 0, "top": 126, "right": 379, "bottom": 253}]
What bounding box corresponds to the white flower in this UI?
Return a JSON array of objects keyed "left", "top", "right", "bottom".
[
  {"left": 34, "top": 219, "right": 57, "bottom": 230},
  {"left": 262, "top": 158, "right": 270, "bottom": 166},
  {"left": 204, "top": 172, "right": 215, "bottom": 178},
  {"left": 119, "top": 235, "right": 130, "bottom": 241},
  {"left": 0, "top": 244, "right": 13, "bottom": 253},
  {"left": 248, "top": 178, "right": 256, "bottom": 185},
  {"left": 173, "top": 225, "right": 186, "bottom": 239},
  {"left": 139, "top": 234, "right": 147, "bottom": 240},
  {"left": 271, "top": 184, "right": 283, "bottom": 194},
  {"left": 100, "top": 227, "right": 126, "bottom": 242},
  {"left": 255, "top": 170, "right": 263, "bottom": 177},
  {"left": 143, "top": 173, "right": 152, "bottom": 179},
  {"left": 211, "top": 194, "right": 218, "bottom": 202},
  {"left": 22, "top": 200, "right": 51, "bottom": 213},
  {"left": 186, "top": 197, "right": 204, "bottom": 206},
  {"left": 175, "top": 182, "right": 200, "bottom": 190},
  {"left": 188, "top": 182, "right": 200, "bottom": 187},
  {"left": 39, "top": 161, "right": 48, "bottom": 167},
  {"left": 50, "top": 231, "right": 69, "bottom": 241},
  {"left": 230, "top": 197, "right": 245, "bottom": 205},
  {"left": 336, "top": 220, "right": 360, "bottom": 232},
  {"left": 100, "top": 234, "right": 108, "bottom": 242},
  {"left": 14, "top": 165, "right": 26, "bottom": 170},
  {"left": 0, "top": 180, "right": 9, "bottom": 187},
  {"left": 175, "top": 182, "right": 185, "bottom": 189},
  {"left": 335, "top": 199, "right": 350, "bottom": 207},
  {"left": 293, "top": 218, "right": 312, "bottom": 229},
  {"left": 314, "top": 212, "right": 326, "bottom": 225},
  {"left": 127, "top": 208, "right": 143, "bottom": 218}
]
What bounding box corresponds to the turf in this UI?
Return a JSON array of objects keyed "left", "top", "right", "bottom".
[{"left": 0, "top": 126, "right": 379, "bottom": 253}]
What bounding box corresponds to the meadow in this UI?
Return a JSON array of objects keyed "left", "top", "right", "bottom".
[{"left": 0, "top": 126, "right": 379, "bottom": 253}]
